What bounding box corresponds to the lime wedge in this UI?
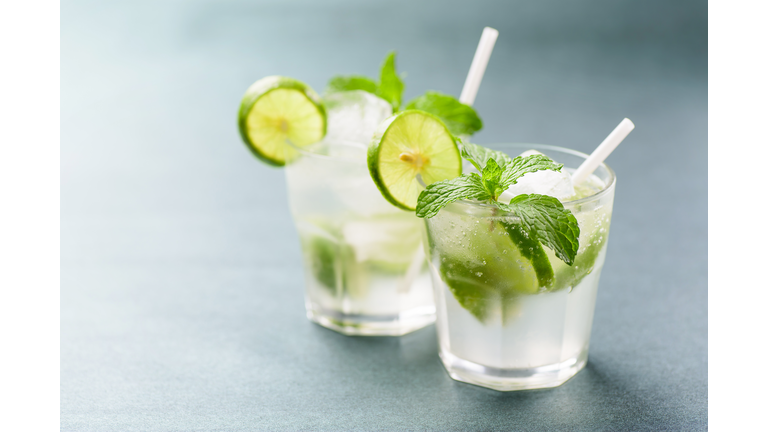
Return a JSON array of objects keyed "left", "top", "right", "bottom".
[
  {"left": 367, "top": 110, "right": 462, "bottom": 210},
  {"left": 238, "top": 76, "right": 326, "bottom": 166},
  {"left": 426, "top": 217, "right": 540, "bottom": 324}
]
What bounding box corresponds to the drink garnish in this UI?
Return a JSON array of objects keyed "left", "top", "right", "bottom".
[
  {"left": 237, "top": 76, "right": 326, "bottom": 166},
  {"left": 405, "top": 91, "right": 483, "bottom": 136},
  {"left": 367, "top": 110, "right": 462, "bottom": 210},
  {"left": 327, "top": 52, "right": 483, "bottom": 136},
  {"left": 325, "top": 52, "right": 404, "bottom": 111},
  {"left": 416, "top": 140, "right": 580, "bottom": 266}
]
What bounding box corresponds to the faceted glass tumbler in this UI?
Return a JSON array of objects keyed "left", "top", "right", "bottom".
[{"left": 424, "top": 143, "right": 616, "bottom": 390}]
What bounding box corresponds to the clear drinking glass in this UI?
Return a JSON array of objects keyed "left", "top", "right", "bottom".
[
  {"left": 284, "top": 139, "right": 435, "bottom": 336},
  {"left": 424, "top": 143, "right": 616, "bottom": 390}
]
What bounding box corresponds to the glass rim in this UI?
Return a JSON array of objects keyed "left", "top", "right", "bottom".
[
  {"left": 448, "top": 143, "right": 616, "bottom": 211},
  {"left": 285, "top": 138, "right": 368, "bottom": 162}
]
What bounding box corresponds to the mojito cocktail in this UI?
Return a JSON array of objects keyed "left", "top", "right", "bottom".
[
  {"left": 422, "top": 143, "right": 615, "bottom": 390},
  {"left": 237, "top": 53, "right": 472, "bottom": 336}
]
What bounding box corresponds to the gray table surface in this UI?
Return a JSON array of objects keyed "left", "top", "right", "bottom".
[{"left": 61, "top": 0, "right": 707, "bottom": 430}]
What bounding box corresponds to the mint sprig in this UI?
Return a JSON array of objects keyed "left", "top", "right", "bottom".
[
  {"left": 324, "top": 52, "right": 404, "bottom": 111},
  {"left": 414, "top": 157, "right": 518, "bottom": 218},
  {"left": 459, "top": 139, "right": 513, "bottom": 171},
  {"left": 416, "top": 150, "right": 564, "bottom": 218},
  {"left": 496, "top": 195, "right": 580, "bottom": 265},
  {"left": 376, "top": 52, "right": 405, "bottom": 111},
  {"left": 405, "top": 91, "right": 482, "bottom": 136},
  {"left": 416, "top": 145, "right": 580, "bottom": 266},
  {"left": 324, "top": 54, "right": 484, "bottom": 136}
]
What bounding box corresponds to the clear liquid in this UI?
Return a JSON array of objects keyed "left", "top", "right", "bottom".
[{"left": 297, "top": 213, "right": 433, "bottom": 317}]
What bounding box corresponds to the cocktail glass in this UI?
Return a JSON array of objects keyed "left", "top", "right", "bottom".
[
  {"left": 284, "top": 139, "right": 434, "bottom": 336},
  {"left": 424, "top": 143, "right": 616, "bottom": 390}
]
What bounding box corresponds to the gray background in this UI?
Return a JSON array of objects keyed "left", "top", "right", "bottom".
[{"left": 62, "top": 0, "right": 707, "bottom": 430}]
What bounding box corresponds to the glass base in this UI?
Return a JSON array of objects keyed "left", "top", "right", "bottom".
[
  {"left": 306, "top": 304, "right": 435, "bottom": 336},
  {"left": 439, "top": 348, "right": 589, "bottom": 391}
]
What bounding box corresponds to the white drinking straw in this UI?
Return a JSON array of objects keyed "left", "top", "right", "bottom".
[
  {"left": 571, "top": 118, "right": 635, "bottom": 185},
  {"left": 459, "top": 27, "right": 499, "bottom": 106},
  {"left": 400, "top": 28, "right": 500, "bottom": 293}
]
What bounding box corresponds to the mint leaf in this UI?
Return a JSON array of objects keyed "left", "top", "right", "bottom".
[
  {"left": 415, "top": 152, "right": 566, "bottom": 219},
  {"left": 500, "top": 221, "right": 555, "bottom": 288},
  {"left": 499, "top": 155, "right": 563, "bottom": 191},
  {"left": 551, "top": 227, "right": 607, "bottom": 291},
  {"left": 376, "top": 52, "right": 405, "bottom": 111},
  {"left": 415, "top": 174, "right": 489, "bottom": 218},
  {"left": 497, "top": 194, "right": 580, "bottom": 265},
  {"left": 305, "top": 235, "right": 338, "bottom": 290},
  {"left": 326, "top": 75, "right": 378, "bottom": 94},
  {"left": 459, "top": 140, "right": 513, "bottom": 172},
  {"left": 302, "top": 233, "right": 363, "bottom": 295},
  {"left": 481, "top": 158, "right": 505, "bottom": 200},
  {"left": 404, "top": 91, "right": 483, "bottom": 136}
]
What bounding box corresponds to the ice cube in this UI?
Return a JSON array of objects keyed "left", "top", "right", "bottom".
[
  {"left": 324, "top": 90, "right": 393, "bottom": 144},
  {"left": 499, "top": 150, "right": 575, "bottom": 202},
  {"left": 341, "top": 217, "right": 421, "bottom": 265},
  {"left": 334, "top": 170, "right": 401, "bottom": 217}
]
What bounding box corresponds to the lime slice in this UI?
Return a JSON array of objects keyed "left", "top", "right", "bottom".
[
  {"left": 238, "top": 76, "right": 326, "bottom": 166},
  {"left": 367, "top": 110, "right": 462, "bottom": 210}
]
